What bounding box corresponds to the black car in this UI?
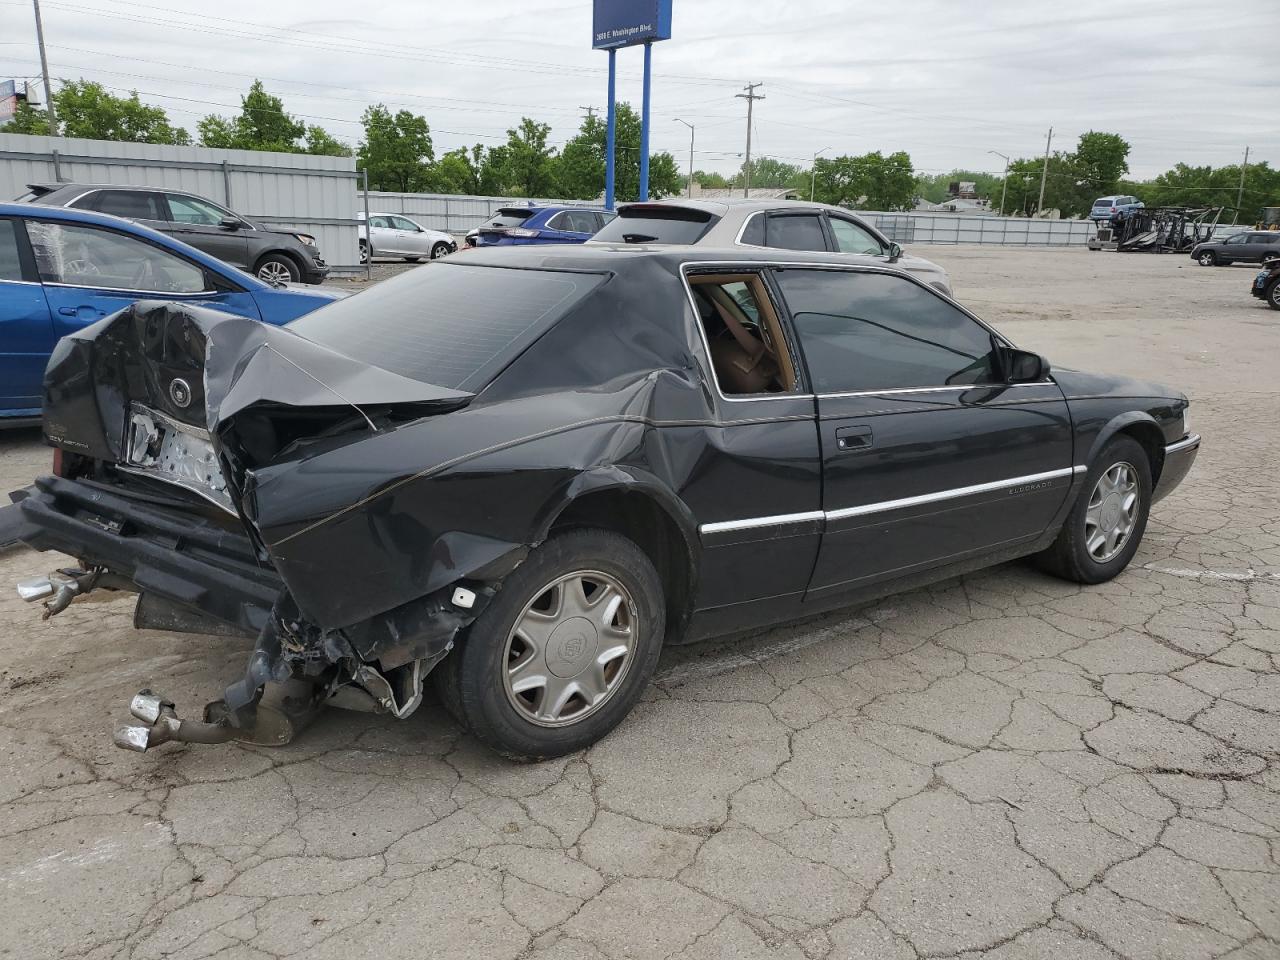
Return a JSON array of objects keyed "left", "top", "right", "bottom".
[
  {"left": 1190, "top": 230, "right": 1280, "bottom": 267},
  {"left": 3, "top": 246, "right": 1199, "bottom": 760},
  {"left": 21, "top": 183, "right": 329, "bottom": 284},
  {"left": 1252, "top": 258, "right": 1280, "bottom": 309}
]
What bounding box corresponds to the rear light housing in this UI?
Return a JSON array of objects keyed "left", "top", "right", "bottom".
[{"left": 505, "top": 227, "right": 539, "bottom": 238}]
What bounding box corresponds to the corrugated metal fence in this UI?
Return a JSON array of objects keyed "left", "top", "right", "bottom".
[
  {"left": 0, "top": 133, "right": 362, "bottom": 268},
  {"left": 860, "top": 211, "right": 1094, "bottom": 246},
  {"left": 365, "top": 191, "right": 599, "bottom": 236}
]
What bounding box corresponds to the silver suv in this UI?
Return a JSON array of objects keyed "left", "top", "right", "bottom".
[{"left": 590, "top": 199, "right": 953, "bottom": 297}]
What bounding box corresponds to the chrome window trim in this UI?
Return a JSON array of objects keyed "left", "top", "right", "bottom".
[
  {"left": 41, "top": 281, "right": 216, "bottom": 297},
  {"left": 0, "top": 277, "right": 41, "bottom": 287},
  {"left": 678, "top": 259, "right": 1019, "bottom": 405},
  {"left": 815, "top": 382, "right": 1054, "bottom": 400},
  {"left": 1165, "top": 433, "right": 1200, "bottom": 455},
  {"left": 698, "top": 465, "right": 1086, "bottom": 534}
]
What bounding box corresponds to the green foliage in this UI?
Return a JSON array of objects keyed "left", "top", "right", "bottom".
[
  {"left": 357, "top": 104, "right": 434, "bottom": 192},
  {"left": 1132, "top": 162, "right": 1279, "bottom": 222},
  {"left": 913, "top": 170, "right": 1006, "bottom": 206},
  {"left": 993, "top": 131, "right": 1133, "bottom": 218},
  {"left": 303, "top": 125, "right": 352, "bottom": 157},
  {"left": 198, "top": 80, "right": 349, "bottom": 155},
  {"left": 730, "top": 156, "right": 802, "bottom": 189},
  {"left": 549, "top": 104, "right": 680, "bottom": 201},
  {"left": 426, "top": 145, "right": 503, "bottom": 195},
  {"left": 1, "top": 81, "right": 188, "bottom": 144},
  {"left": 495, "top": 118, "right": 558, "bottom": 197},
  {"left": 810, "top": 150, "right": 916, "bottom": 211},
  {"left": 691, "top": 170, "right": 730, "bottom": 189}
]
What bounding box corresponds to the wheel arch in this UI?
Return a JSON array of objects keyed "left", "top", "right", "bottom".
[
  {"left": 254, "top": 248, "right": 306, "bottom": 277},
  {"left": 537, "top": 472, "right": 701, "bottom": 644},
  {"left": 1087, "top": 412, "right": 1166, "bottom": 486}
]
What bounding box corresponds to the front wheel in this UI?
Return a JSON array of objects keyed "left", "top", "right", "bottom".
[
  {"left": 1267, "top": 280, "right": 1280, "bottom": 311},
  {"left": 431, "top": 242, "right": 452, "bottom": 260},
  {"left": 1197, "top": 251, "right": 1217, "bottom": 266},
  {"left": 434, "top": 529, "right": 665, "bottom": 759},
  {"left": 1034, "top": 436, "right": 1152, "bottom": 584},
  {"left": 256, "top": 254, "right": 300, "bottom": 284}
]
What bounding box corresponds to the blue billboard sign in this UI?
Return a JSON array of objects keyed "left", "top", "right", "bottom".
[{"left": 592, "top": 0, "right": 672, "bottom": 50}]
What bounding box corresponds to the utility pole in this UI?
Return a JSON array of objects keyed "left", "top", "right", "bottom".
[
  {"left": 579, "top": 106, "right": 598, "bottom": 121},
  {"left": 736, "top": 82, "right": 764, "bottom": 198},
  {"left": 1035, "top": 127, "right": 1053, "bottom": 217},
  {"left": 1237, "top": 146, "right": 1249, "bottom": 212},
  {"left": 988, "top": 150, "right": 1010, "bottom": 216},
  {"left": 32, "top": 0, "right": 57, "bottom": 135},
  {"left": 810, "top": 146, "right": 833, "bottom": 202},
  {"left": 674, "top": 119, "right": 694, "bottom": 198}
]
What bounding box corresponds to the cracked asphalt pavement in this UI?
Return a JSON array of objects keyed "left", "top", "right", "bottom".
[{"left": 1, "top": 247, "right": 1277, "bottom": 960}]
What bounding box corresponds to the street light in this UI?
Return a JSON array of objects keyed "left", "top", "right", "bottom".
[
  {"left": 988, "top": 150, "right": 1010, "bottom": 216},
  {"left": 674, "top": 119, "right": 694, "bottom": 198},
  {"left": 811, "top": 146, "right": 834, "bottom": 202}
]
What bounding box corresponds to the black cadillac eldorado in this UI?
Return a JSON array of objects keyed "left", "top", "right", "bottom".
[{"left": 3, "top": 245, "right": 1200, "bottom": 759}]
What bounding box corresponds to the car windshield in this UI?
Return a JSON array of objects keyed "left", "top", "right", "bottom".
[
  {"left": 592, "top": 206, "right": 717, "bottom": 244},
  {"left": 289, "top": 263, "right": 604, "bottom": 391}
]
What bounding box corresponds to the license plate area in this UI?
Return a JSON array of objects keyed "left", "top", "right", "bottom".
[{"left": 121, "top": 404, "right": 234, "bottom": 513}]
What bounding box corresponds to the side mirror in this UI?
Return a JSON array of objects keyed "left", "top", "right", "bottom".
[
  {"left": 1004, "top": 348, "right": 1050, "bottom": 383},
  {"left": 219, "top": 217, "right": 241, "bottom": 230},
  {"left": 887, "top": 241, "right": 903, "bottom": 263}
]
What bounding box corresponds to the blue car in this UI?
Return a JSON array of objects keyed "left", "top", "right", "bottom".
[
  {"left": 466, "top": 205, "right": 615, "bottom": 248},
  {"left": 0, "top": 202, "right": 343, "bottom": 423}
]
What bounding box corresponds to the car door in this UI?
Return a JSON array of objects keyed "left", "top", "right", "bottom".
[
  {"left": 0, "top": 217, "right": 53, "bottom": 416},
  {"left": 388, "top": 216, "right": 429, "bottom": 256},
  {"left": 368, "top": 216, "right": 400, "bottom": 256},
  {"left": 163, "top": 194, "right": 252, "bottom": 269},
  {"left": 24, "top": 219, "right": 262, "bottom": 336},
  {"left": 772, "top": 266, "right": 1075, "bottom": 600}
]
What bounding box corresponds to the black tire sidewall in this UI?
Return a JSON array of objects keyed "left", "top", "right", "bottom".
[
  {"left": 1064, "top": 436, "right": 1153, "bottom": 583},
  {"left": 431, "top": 243, "right": 451, "bottom": 259},
  {"left": 1269, "top": 281, "right": 1280, "bottom": 310},
  {"left": 449, "top": 529, "right": 665, "bottom": 759},
  {"left": 1199, "top": 252, "right": 1215, "bottom": 266}
]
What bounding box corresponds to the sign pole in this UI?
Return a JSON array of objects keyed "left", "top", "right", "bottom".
[
  {"left": 605, "top": 48, "right": 617, "bottom": 211},
  {"left": 639, "top": 41, "right": 652, "bottom": 201}
]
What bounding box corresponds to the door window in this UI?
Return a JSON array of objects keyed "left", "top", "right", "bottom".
[
  {"left": 688, "top": 272, "right": 798, "bottom": 395},
  {"left": 75, "top": 190, "right": 166, "bottom": 221},
  {"left": 167, "top": 194, "right": 230, "bottom": 225},
  {"left": 26, "top": 221, "right": 207, "bottom": 293},
  {"left": 369, "top": 216, "right": 392, "bottom": 229},
  {"left": 1224, "top": 234, "right": 1245, "bottom": 245},
  {"left": 766, "top": 214, "right": 827, "bottom": 251},
  {"left": 391, "top": 216, "right": 419, "bottom": 231},
  {"left": 776, "top": 269, "right": 1002, "bottom": 393},
  {"left": 561, "top": 211, "right": 599, "bottom": 233},
  {"left": 0, "top": 220, "right": 24, "bottom": 281},
  {"left": 828, "top": 217, "right": 884, "bottom": 255}
]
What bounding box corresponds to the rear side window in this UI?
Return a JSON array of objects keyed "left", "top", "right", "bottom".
[
  {"left": 76, "top": 190, "right": 166, "bottom": 221},
  {"left": 289, "top": 264, "right": 605, "bottom": 391},
  {"left": 767, "top": 214, "right": 827, "bottom": 252},
  {"left": 0, "top": 219, "right": 24, "bottom": 281},
  {"left": 592, "top": 206, "right": 716, "bottom": 244}
]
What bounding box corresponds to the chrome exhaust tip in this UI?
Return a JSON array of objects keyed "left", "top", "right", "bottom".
[
  {"left": 16, "top": 576, "right": 55, "bottom": 602},
  {"left": 129, "top": 689, "right": 169, "bottom": 725},
  {"left": 114, "top": 725, "right": 154, "bottom": 752}
]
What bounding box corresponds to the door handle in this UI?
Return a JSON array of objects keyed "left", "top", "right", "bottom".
[
  {"left": 835, "top": 425, "right": 873, "bottom": 452},
  {"left": 58, "top": 305, "right": 105, "bottom": 318}
]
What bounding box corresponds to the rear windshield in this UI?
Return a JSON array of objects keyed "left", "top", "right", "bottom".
[
  {"left": 1093, "top": 198, "right": 1115, "bottom": 207},
  {"left": 289, "top": 263, "right": 604, "bottom": 391},
  {"left": 485, "top": 208, "right": 536, "bottom": 228},
  {"left": 592, "top": 206, "right": 717, "bottom": 245}
]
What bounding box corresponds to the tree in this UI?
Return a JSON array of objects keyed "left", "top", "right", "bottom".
[
  {"left": 913, "top": 170, "right": 1006, "bottom": 206},
  {"left": 1, "top": 80, "right": 188, "bottom": 144},
  {"left": 811, "top": 151, "right": 915, "bottom": 210},
  {"left": 991, "top": 132, "right": 1133, "bottom": 218},
  {"left": 493, "top": 118, "right": 558, "bottom": 197},
  {"left": 691, "top": 170, "right": 730, "bottom": 189},
  {"left": 197, "top": 80, "right": 347, "bottom": 156},
  {"left": 1074, "top": 131, "right": 1130, "bottom": 193},
  {"left": 426, "top": 145, "right": 497, "bottom": 195},
  {"left": 730, "top": 156, "right": 801, "bottom": 189},
  {"left": 551, "top": 104, "right": 681, "bottom": 201},
  {"left": 1135, "top": 161, "right": 1279, "bottom": 221},
  {"left": 357, "top": 104, "right": 433, "bottom": 192}
]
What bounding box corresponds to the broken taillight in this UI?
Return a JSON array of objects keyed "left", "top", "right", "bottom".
[{"left": 52, "top": 446, "right": 67, "bottom": 477}]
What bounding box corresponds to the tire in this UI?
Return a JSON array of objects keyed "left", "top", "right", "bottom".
[
  {"left": 1197, "top": 251, "right": 1217, "bottom": 266},
  {"left": 431, "top": 242, "right": 452, "bottom": 260},
  {"left": 1262, "top": 252, "right": 1279, "bottom": 265},
  {"left": 1034, "top": 436, "right": 1152, "bottom": 584},
  {"left": 255, "top": 254, "right": 300, "bottom": 285},
  {"left": 1267, "top": 280, "right": 1280, "bottom": 311},
  {"left": 434, "top": 528, "right": 665, "bottom": 759},
  {"left": 359, "top": 240, "right": 370, "bottom": 264}
]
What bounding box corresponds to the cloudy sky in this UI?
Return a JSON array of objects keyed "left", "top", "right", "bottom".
[{"left": 1, "top": 0, "right": 1274, "bottom": 180}]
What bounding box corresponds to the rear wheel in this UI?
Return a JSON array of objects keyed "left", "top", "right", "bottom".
[
  {"left": 434, "top": 529, "right": 664, "bottom": 759},
  {"left": 359, "top": 239, "right": 370, "bottom": 264},
  {"left": 1034, "top": 436, "right": 1152, "bottom": 584},
  {"left": 1197, "top": 251, "right": 1217, "bottom": 266}
]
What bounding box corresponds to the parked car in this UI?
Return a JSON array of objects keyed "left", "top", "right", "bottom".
[
  {"left": 466, "top": 205, "right": 615, "bottom": 247},
  {"left": 3, "top": 244, "right": 1198, "bottom": 759},
  {"left": 21, "top": 183, "right": 330, "bottom": 284},
  {"left": 1190, "top": 231, "right": 1280, "bottom": 267},
  {"left": 1251, "top": 258, "right": 1280, "bottom": 309},
  {"left": 1090, "top": 195, "right": 1144, "bottom": 223},
  {"left": 0, "top": 202, "right": 343, "bottom": 422},
  {"left": 590, "top": 199, "right": 954, "bottom": 296},
  {"left": 359, "top": 213, "right": 456, "bottom": 263}
]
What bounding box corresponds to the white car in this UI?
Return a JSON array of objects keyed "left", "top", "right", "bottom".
[{"left": 360, "top": 213, "right": 457, "bottom": 263}]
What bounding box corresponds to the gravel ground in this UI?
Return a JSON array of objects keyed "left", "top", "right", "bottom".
[{"left": 1, "top": 246, "right": 1277, "bottom": 960}]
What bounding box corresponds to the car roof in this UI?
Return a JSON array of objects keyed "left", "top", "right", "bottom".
[
  {"left": 0, "top": 201, "right": 270, "bottom": 288},
  {"left": 619, "top": 197, "right": 838, "bottom": 217},
  {"left": 27, "top": 182, "right": 195, "bottom": 195},
  {"left": 455, "top": 242, "right": 901, "bottom": 272}
]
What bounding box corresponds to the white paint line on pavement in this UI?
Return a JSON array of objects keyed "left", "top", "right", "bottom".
[{"left": 1142, "top": 564, "right": 1280, "bottom": 583}]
